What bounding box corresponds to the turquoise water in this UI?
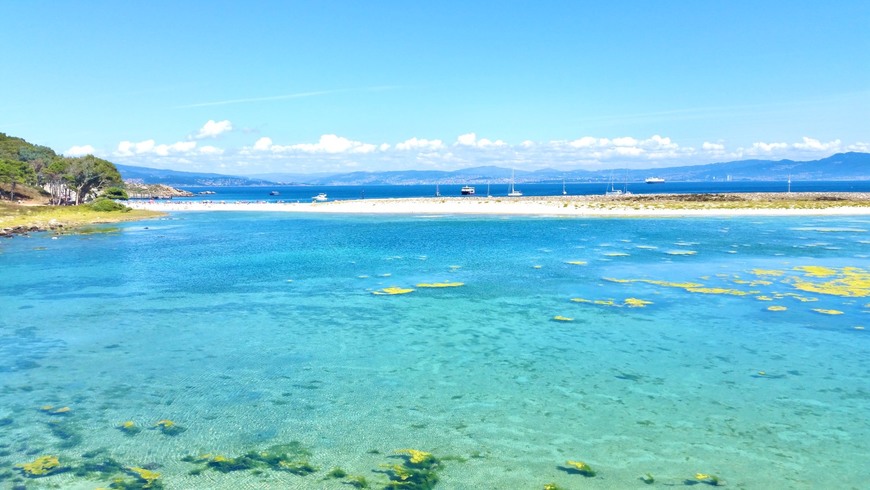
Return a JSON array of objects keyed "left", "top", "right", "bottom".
[{"left": 1, "top": 212, "right": 869, "bottom": 489}]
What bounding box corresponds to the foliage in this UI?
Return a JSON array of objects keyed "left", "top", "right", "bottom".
[
  {"left": 0, "top": 132, "right": 124, "bottom": 204},
  {"left": 88, "top": 197, "right": 131, "bottom": 212},
  {"left": 0, "top": 158, "right": 37, "bottom": 200},
  {"left": 103, "top": 186, "right": 130, "bottom": 199}
]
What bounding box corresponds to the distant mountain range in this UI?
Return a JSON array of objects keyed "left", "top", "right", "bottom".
[
  {"left": 116, "top": 164, "right": 275, "bottom": 186},
  {"left": 118, "top": 152, "right": 870, "bottom": 186}
]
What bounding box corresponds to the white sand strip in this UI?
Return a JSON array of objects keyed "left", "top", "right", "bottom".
[{"left": 125, "top": 196, "right": 870, "bottom": 217}]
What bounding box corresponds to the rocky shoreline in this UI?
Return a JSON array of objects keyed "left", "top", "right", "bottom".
[
  {"left": 1, "top": 223, "right": 65, "bottom": 238},
  {"left": 124, "top": 182, "right": 194, "bottom": 199}
]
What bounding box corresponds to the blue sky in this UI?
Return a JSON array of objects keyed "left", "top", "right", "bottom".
[{"left": 2, "top": 0, "right": 868, "bottom": 175}]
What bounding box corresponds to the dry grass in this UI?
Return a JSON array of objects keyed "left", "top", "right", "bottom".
[{"left": 0, "top": 202, "right": 164, "bottom": 233}]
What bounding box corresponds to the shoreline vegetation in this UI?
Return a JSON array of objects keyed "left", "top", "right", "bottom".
[
  {"left": 125, "top": 192, "right": 870, "bottom": 217},
  {"left": 0, "top": 202, "right": 163, "bottom": 238}
]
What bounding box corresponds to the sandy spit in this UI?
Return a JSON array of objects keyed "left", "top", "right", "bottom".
[{"left": 125, "top": 193, "right": 870, "bottom": 217}]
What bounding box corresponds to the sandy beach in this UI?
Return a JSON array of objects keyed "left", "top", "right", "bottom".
[{"left": 126, "top": 192, "right": 870, "bottom": 217}]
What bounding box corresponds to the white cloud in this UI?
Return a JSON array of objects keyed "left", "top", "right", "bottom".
[
  {"left": 396, "top": 137, "right": 444, "bottom": 151},
  {"left": 66, "top": 145, "right": 95, "bottom": 156},
  {"left": 199, "top": 145, "right": 224, "bottom": 155},
  {"left": 115, "top": 139, "right": 197, "bottom": 157},
  {"left": 253, "top": 137, "right": 273, "bottom": 151},
  {"left": 641, "top": 135, "right": 677, "bottom": 150},
  {"left": 847, "top": 142, "right": 869, "bottom": 152},
  {"left": 702, "top": 142, "right": 725, "bottom": 151},
  {"left": 568, "top": 136, "right": 600, "bottom": 148},
  {"left": 750, "top": 141, "right": 790, "bottom": 153},
  {"left": 792, "top": 136, "right": 841, "bottom": 152},
  {"left": 195, "top": 119, "right": 233, "bottom": 139},
  {"left": 279, "top": 134, "right": 379, "bottom": 154},
  {"left": 457, "top": 133, "right": 478, "bottom": 146},
  {"left": 612, "top": 136, "right": 638, "bottom": 147},
  {"left": 455, "top": 132, "right": 506, "bottom": 148},
  {"left": 153, "top": 141, "right": 197, "bottom": 156}
]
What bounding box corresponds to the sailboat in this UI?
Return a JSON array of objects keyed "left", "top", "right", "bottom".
[
  {"left": 507, "top": 170, "right": 522, "bottom": 197},
  {"left": 487, "top": 182, "right": 491, "bottom": 197},
  {"left": 562, "top": 177, "right": 567, "bottom": 195},
  {"left": 605, "top": 174, "right": 631, "bottom": 196},
  {"left": 435, "top": 184, "right": 441, "bottom": 197}
]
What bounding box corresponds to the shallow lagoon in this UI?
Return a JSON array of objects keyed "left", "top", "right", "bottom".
[{"left": 1, "top": 213, "right": 868, "bottom": 489}]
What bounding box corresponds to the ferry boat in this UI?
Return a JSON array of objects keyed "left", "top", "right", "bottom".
[
  {"left": 645, "top": 177, "right": 665, "bottom": 184},
  {"left": 460, "top": 185, "right": 475, "bottom": 195}
]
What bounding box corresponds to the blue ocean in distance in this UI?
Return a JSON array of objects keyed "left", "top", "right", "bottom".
[
  {"left": 2, "top": 189, "right": 870, "bottom": 488},
  {"left": 169, "top": 180, "right": 870, "bottom": 203}
]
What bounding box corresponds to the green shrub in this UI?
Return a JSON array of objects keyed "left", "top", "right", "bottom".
[
  {"left": 102, "top": 187, "right": 129, "bottom": 200},
  {"left": 88, "top": 197, "right": 130, "bottom": 212}
]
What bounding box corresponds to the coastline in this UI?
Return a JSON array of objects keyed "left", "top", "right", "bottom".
[
  {"left": 125, "top": 192, "right": 870, "bottom": 217},
  {"left": 0, "top": 203, "right": 165, "bottom": 238}
]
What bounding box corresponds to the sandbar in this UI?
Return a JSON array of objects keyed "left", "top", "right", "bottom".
[{"left": 125, "top": 192, "right": 870, "bottom": 217}]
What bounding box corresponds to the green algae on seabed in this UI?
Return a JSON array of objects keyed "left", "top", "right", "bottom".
[
  {"left": 379, "top": 450, "right": 441, "bottom": 489},
  {"left": 182, "top": 441, "right": 317, "bottom": 476}
]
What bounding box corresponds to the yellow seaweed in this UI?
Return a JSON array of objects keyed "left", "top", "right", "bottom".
[
  {"left": 566, "top": 261, "right": 587, "bottom": 265},
  {"left": 665, "top": 250, "right": 697, "bottom": 255},
  {"left": 16, "top": 455, "right": 61, "bottom": 477},
  {"left": 812, "top": 308, "right": 844, "bottom": 315},
  {"left": 756, "top": 296, "right": 773, "bottom": 301},
  {"left": 51, "top": 406, "right": 71, "bottom": 414},
  {"left": 794, "top": 265, "right": 837, "bottom": 277},
  {"left": 372, "top": 287, "right": 415, "bottom": 295},
  {"left": 565, "top": 460, "right": 596, "bottom": 476},
  {"left": 767, "top": 306, "right": 788, "bottom": 311},
  {"left": 396, "top": 449, "right": 435, "bottom": 465},
  {"left": 788, "top": 266, "right": 870, "bottom": 297},
  {"left": 624, "top": 298, "right": 652, "bottom": 308},
  {"left": 751, "top": 269, "right": 784, "bottom": 276},
  {"left": 603, "top": 278, "right": 704, "bottom": 288},
  {"left": 685, "top": 287, "right": 755, "bottom": 296},
  {"left": 552, "top": 316, "right": 574, "bottom": 322},
  {"left": 127, "top": 466, "right": 161, "bottom": 487},
  {"left": 416, "top": 282, "right": 464, "bottom": 288},
  {"left": 571, "top": 298, "right": 594, "bottom": 304}
]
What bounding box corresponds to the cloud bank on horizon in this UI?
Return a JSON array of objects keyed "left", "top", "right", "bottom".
[{"left": 63, "top": 119, "right": 867, "bottom": 174}]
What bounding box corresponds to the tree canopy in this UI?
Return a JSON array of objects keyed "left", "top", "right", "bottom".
[{"left": 0, "top": 132, "right": 124, "bottom": 204}]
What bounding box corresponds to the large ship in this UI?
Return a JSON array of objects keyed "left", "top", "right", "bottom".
[
  {"left": 645, "top": 177, "right": 665, "bottom": 184},
  {"left": 460, "top": 185, "right": 475, "bottom": 195}
]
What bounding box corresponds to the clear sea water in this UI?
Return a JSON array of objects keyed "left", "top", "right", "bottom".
[{"left": 1, "top": 210, "right": 869, "bottom": 489}]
